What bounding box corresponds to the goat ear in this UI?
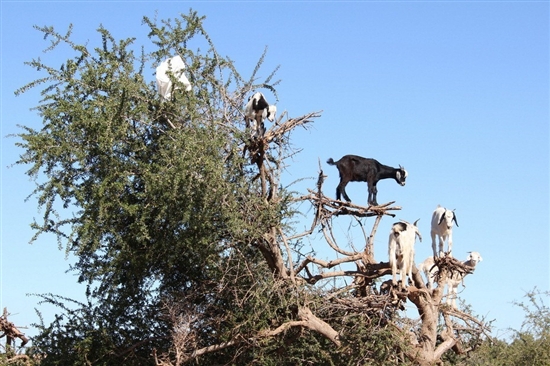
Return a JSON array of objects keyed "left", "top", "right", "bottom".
[
  {"left": 438, "top": 213, "right": 446, "bottom": 226},
  {"left": 452, "top": 211, "right": 459, "bottom": 227},
  {"left": 398, "top": 165, "right": 407, "bottom": 177},
  {"left": 396, "top": 171, "right": 401, "bottom": 180},
  {"left": 413, "top": 219, "right": 422, "bottom": 241}
]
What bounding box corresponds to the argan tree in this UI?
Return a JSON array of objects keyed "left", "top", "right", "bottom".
[{"left": 15, "top": 11, "right": 488, "bottom": 365}]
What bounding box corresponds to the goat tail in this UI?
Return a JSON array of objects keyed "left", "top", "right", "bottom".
[{"left": 327, "top": 158, "right": 336, "bottom": 165}]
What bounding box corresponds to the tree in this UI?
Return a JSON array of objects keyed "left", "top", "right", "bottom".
[{"left": 15, "top": 10, "right": 488, "bottom": 365}]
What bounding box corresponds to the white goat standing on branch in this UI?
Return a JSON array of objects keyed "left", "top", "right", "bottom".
[
  {"left": 388, "top": 219, "right": 422, "bottom": 290},
  {"left": 431, "top": 205, "right": 459, "bottom": 257}
]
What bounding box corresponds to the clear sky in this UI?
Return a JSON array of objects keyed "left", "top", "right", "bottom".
[{"left": 1, "top": 1, "right": 548, "bottom": 342}]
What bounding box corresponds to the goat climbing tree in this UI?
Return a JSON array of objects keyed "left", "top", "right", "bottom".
[{"left": 15, "top": 10, "right": 489, "bottom": 365}]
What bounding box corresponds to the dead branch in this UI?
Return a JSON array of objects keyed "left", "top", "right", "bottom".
[
  {"left": 157, "top": 305, "right": 340, "bottom": 365},
  {"left": 299, "top": 191, "right": 401, "bottom": 219},
  {"left": 302, "top": 269, "right": 364, "bottom": 285},
  {"left": 321, "top": 222, "right": 358, "bottom": 257},
  {"left": 245, "top": 112, "right": 321, "bottom": 200},
  {"left": 285, "top": 165, "right": 327, "bottom": 242},
  {"left": 435, "top": 313, "right": 459, "bottom": 359},
  {"left": 364, "top": 214, "right": 384, "bottom": 264},
  {"left": 279, "top": 228, "right": 296, "bottom": 283},
  {"left": 264, "top": 111, "right": 321, "bottom": 143},
  {"left": 0, "top": 308, "right": 29, "bottom": 348},
  {"left": 297, "top": 306, "right": 341, "bottom": 346}
]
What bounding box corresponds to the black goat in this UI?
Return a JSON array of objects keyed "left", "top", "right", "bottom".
[{"left": 326, "top": 155, "right": 407, "bottom": 206}]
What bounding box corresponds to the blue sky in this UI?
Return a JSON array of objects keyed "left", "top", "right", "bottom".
[{"left": 1, "top": 1, "right": 548, "bottom": 342}]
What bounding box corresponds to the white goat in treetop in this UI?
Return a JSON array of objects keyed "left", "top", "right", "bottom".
[
  {"left": 445, "top": 251, "right": 482, "bottom": 308},
  {"left": 431, "top": 205, "right": 459, "bottom": 257},
  {"left": 418, "top": 251, "right": 483, "bottom": 309},
  {"left": 388, "top": 219, "right": 422, "bottom": 290},
  {"left": 156, "top": 55, "right": 192, "bottom": 100}
]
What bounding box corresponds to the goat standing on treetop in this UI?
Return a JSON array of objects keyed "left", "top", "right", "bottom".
[
  {"left": 388, "top": 219, "right": 422, "bottom": 290},
  {"left": 430, "top": 205, "right": 459, "bottom": 257},
  {"left": 418, "top": 251, "right": 482, "bottom": 308},
  {"left": 155, "top": 55, "right": 192, "bottom": 100},
  {"left": 326, "top": 155, "right": 407, "bottom": 206},
  {"left": 244, "top": 92, "right": 277, "bottom": 139}
]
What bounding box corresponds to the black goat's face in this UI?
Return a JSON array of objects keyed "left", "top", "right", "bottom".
[{"left": 396, "top": 166, "right": 408, "bottom": 186}]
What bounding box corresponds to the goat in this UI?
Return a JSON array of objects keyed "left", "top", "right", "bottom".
[
  {"left": 326, "top": 155, "right": 407, "bottom": 206},
  {"left": 156, "top": 55, "right": 192, "bottom": 100},
  {"left": 417, "top": 256, "right": 438, "bottom": 291},
  {"left": 418, "top": 252, "right": 483, "bottom": 308},
  {"left": 418, "top": 252, "right": 483, "bottom": 309},
  {"left": 445, "top": 251, "right": 482, "bottom": 308},
  {"left": 430, "top": 205, "right": 459, "bottom": 257},
  {"left": 388, "top": 219, "right": 422, "bottom": 290},
  {"left": 244, "top": 92, "right": 277, "bottom": 138}
]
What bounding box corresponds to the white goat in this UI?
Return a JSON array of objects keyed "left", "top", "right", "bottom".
[
  {"left": 156, "top": 55, "right": 192, "bottom": 100},
  {"left": 418, "top": 252, "right": 483, "bottom": 308},
  {"left": 388, "top": 220, "right": 422, "bottom": 289},
  {"left": 417, "top": 256, "right": 438, "bottom": 291},
  {"left": 431, "top": 205, "right": 459, "bottom": 257},
  {"left": 244, "top": 92, "right": 277, "bottom": 138},
  {"left": 445, "top": 251, "right": 482, "bottom": 309}
]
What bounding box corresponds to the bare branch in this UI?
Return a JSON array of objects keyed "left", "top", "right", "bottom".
[
  {"left": 264, "top": 111, "right": 322, "bottom": 142},
  {"left": 0, "top": 308, "right": 29, "bottom": 348},
  {"left": 321, "top": 221, "right": 358, "bottom": 257}
]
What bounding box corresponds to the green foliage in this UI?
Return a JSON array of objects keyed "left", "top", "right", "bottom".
[
  {"left": 28, "top": 293, "right": 162, "bottom": 365},
  {"left": 452, "top": 289, "right": 550, "bottom": 366},
  {"left": 15, "top": 10, "right": 288, "bottom": 365}
]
